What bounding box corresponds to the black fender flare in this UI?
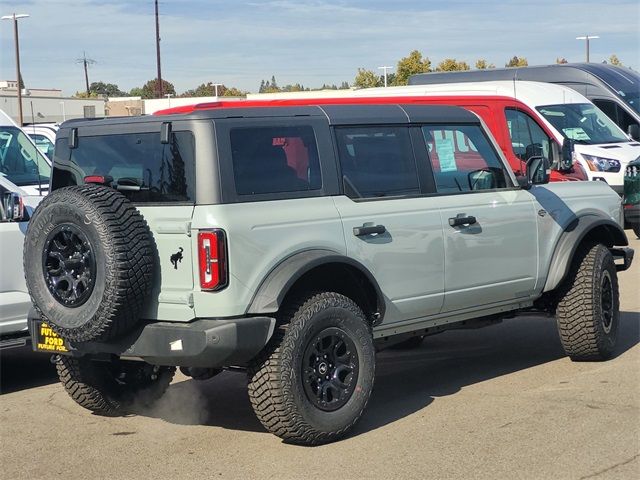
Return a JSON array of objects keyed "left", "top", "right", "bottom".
[
  {"left": 246, "top": 249, "right": 385, "bottom": 317},
  {"left": 543, "top": 214, "right": 627, "bottom": 292}
]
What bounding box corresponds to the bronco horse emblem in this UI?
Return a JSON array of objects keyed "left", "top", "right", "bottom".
[{"left": 170, "top": 247, "right": 184, "bottom": 269}]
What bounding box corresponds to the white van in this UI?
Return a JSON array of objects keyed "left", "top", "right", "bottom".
[
  {"left": 0, "top": 110, "right": 50, "bottom": 348},
  {"left": 25, "top": 123, "right": 59, "bottom": 160},
  {"left": 349, "top": 81, "right": 640, "bottom": 194}
]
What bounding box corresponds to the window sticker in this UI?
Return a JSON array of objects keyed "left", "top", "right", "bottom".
[
  {"left": 435, "top": 138, "right": 457, "bottom": 172},
  {"left": 563, "top": 127, "right": 590, "bottom": 141}
]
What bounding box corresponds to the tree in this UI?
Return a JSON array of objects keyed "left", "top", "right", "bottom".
[
  {"left": 138, "top": 78, "right": 176, "bottom": 99},
  {"left": 259, "top": 76, "right": 282, "bottom": 93},
  {"left": 339, "top": 81, "right": 350, "bottom": 89},
  {"left": 436, "top": 58, "right": 470, "bottom": 72},
  {"left": 506, "top": 56, "right": 528, "bottom": 67},
  {"left": 129, "top": 87, "right": 144, "bottom": 97},
  {"left": 556, "top": 57, "right": 568, "bottom": 64},
  {"left": 394, "top": 50, "right": 432, "bottom": 85},
  {"left": 88, "top": 81, "right": 126, "bottom": 97},
  {"left": 608, "top": 54, "right": 622, "bottom": 66},
  {"left": 353, "top": 68, "right": 383, "bottom": 88},
  {"left": 223, "top": 87, "right": 247, "bottom": 97},
  {"left": 475, "top": 59, "right": 495, "bottom": 69}
]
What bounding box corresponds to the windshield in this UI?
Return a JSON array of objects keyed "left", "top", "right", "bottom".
[
  {"left": 0, "top": 126, "right": 51, "bottom": 187},
  {"left": 536, "top": 103, "right": 629, "bottom": 144}
]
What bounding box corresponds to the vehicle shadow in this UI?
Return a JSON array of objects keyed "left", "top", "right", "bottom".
[
  {"left": 0, "top": 346, "right": 58, "bottom": 394},
  {"left": 140, "top": 311, "right": 639, "bottom": 439}
]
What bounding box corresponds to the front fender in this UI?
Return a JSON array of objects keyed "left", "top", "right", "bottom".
[{"left": 543, "top": 214, "right": 628, "bottom": 292}]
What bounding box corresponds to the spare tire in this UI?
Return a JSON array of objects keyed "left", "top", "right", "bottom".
[{"left": 24, "top": 185, "right": 155, "bottom": 342}]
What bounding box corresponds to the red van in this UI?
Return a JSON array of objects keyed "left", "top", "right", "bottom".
[{"left": 155, "top": 94, "right": 588, "bottom": 182}]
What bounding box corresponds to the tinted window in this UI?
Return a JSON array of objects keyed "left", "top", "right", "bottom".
[
  {"left": 422, "top": 125, "right": 509, "bottom": 193},
  {"left": 52, "top": 131, "right": 195, "bottom": 203},
  {"left": 230, "top": 126, "right": 321, "bottom": 195},
  {"left": 592, "top": 99, "right": 638, "bottom": 132},
  {"left": 335, "top": 126, "right": 419, "bottom": 198},
  {"left": 0, "top": 126, "right": 51, "bottom": 187},
  {"left": 505, "top": 109, "right": 553, "bottom": 171}
]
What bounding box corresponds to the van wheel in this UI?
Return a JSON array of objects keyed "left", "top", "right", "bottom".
[
  {"left": 556, "top": 243, "right": 619, "bottom": 361},
  {"left": 24, "top": 185, "right": 155, "bottom": 342},
  {"left": 247, "top": 292, "right": 375, "bottom": 445},
  {"left": 55, "top": 356, "right": 175, "bottom": 415}
]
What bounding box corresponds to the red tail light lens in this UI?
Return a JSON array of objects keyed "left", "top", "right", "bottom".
[{"left": 198, "top": 230, "right": 228, "bottom": 291}]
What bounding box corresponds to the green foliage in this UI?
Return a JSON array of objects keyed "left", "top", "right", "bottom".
[
  {"left": 394, "top": 50, "right": 432, "bottom": 86},
  {"left": 353, "top": 68, "right": 383, "bottom": 88},
  {"left": 182, "top": 82, "right": 247, "bottom": 97},
  {"left": 608, "top": 54, "right": 622, "bottom": 66},
  {"left": 506, "top": 56, "right": 528, "bottom": 67},
  {"left": 88, "top": 81, "right": 126, "bottom": 97},
  {"left": 136, "top": 78, "right": 176, "bottom": 99},
  {"left": 475, "top": 59, "right": 495, "bottom": 69},
  {"left": 436, "top": 58, "right": 471, "bottom": 72},
  {"left": 72, "top": 91, "right": 100, "bottom": 99}
]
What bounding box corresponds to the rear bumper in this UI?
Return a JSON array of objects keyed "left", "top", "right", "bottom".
[
  {"left": 29, "top": 312, "right": 276, "bottom": 368},
  {"left": 623, "top": 203, "right": 640, "bottom": 225}
]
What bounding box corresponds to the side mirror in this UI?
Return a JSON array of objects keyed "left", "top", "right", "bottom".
[
  {"left": 526, "top": 155, "right": 551, "bottom": 185},
  {"left": 559, "top": 137, "right": 575, "bottom": 172},
  {"left": 628, "top": 124, "right": 640, "bottom": 141},
  {"left": 1, "top": 191, "right": 25, "bottom": 222}
]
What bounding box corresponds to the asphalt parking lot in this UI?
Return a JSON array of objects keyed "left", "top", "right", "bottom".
[{"left": 1, "top": 233, "right": 638, "bottom": 480}]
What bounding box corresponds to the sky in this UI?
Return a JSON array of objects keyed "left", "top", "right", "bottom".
[{"left": 1, "top": 0, "right": 639, "bottom": 96}]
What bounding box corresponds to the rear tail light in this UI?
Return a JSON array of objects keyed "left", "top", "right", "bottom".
[{"left": 198, "top": 230, "right": 228, "bottom": 291}]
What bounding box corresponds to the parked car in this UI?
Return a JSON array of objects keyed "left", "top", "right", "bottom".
[
  {"left": 26, "top": 102, "right": 632, "bottom": 445},
  {"left": 623, "top": 157, "right": 640, "bottom": 238},
  {"left": 25, "top": 123, "right": 59, "bottom": 160},
  {"left": 0, "top": 110, "right": 50, "bottom": 349},
  {"left": 408, "top": 63, "right": 640, "bottom": 139}
]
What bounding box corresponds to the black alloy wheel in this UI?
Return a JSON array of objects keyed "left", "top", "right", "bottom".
[
  {"left": 302, "top": 327, "right": 359, "bottom": 412},
  {"left": 43, "top": 224, "right": 96, "bottom": 308}
]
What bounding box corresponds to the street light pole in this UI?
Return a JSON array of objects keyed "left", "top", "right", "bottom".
[
  {"left": 378, "top": 66, "right": 393, "bottom": 87},
  {"left": 212, "top": 83, "right": 223, "bottom": 97},
  {"left": 2, "top": 13, "right": 29, "bottom": 126},
  {"left": 155, "top": 0, "right": 163, "bottom": 98},
  {"left": 576, "top": 35, "right": 599, "bottom": 63}
]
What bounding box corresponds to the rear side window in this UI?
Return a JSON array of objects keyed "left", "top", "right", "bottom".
[
  {"left": 230, "top": 126, "right": 321, "bottom": 195},
  {"left": 422, "top": 125, "right": 509, "bottom": 193},
  {"left": 52, "top": 131, "right": 195, "bottom": 203},
  {"left": 335, "top": 126, "right": 419, "bottom": 198}
]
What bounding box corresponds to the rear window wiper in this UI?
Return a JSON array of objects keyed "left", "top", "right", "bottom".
[{"left": 115, "top": 177, "right": 148, "bottom": 191}]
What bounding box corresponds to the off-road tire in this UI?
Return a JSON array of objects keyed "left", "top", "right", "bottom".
[
  {"left": 24, "top": 185, "right": 155, "bottom": 342},
  {"left": 247, "top": 292, "right": 375, "bottom": 445},
  {"left": 556, "top": 243, "right": 619, "bottom": 361},
  {"left": 56, "top": 355, "right": 175, "bottom": 415}
]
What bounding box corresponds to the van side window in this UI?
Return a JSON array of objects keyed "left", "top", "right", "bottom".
[
  {"left": 230, "top": 126, "right": 321, "bottom": 195},
  {"left": 334, "top": 126, "right": 420, "bottom": 199},
  {"left": 592, "top": 99, "right": 638, "bottom": 133},
  {"left": 421, "top": 124, "right": 509, "bottom": 193},
  {"left": 505, "top": 109, "right": 553, "bottom": 171}
]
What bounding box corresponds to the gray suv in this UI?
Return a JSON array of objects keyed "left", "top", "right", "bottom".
[{"left": 24, "top": 102, "right": 633, "bottom": 445}]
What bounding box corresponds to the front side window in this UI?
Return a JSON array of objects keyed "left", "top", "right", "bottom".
[
  {"left": 422, "top": 124, "right": 509, "bottom": 193},
  {"left": 505, "top": 109, "right": 553, "bottom": 171},
  {"left": 537, "top": 103, "right": 629, "bottom": 144},
  {"left": 335, "top": 126, "right": 419, "bottom": 199},
  {"left": 230, "top": 126, "right": 321, "bottom": 195},
  {"left": 592, "top": 99, "right": 638, "bottom": 133},
  {"left": 52, "top": 131, "right": 195, "bottom": 203},
  {"left": 0, "top": 126, "right": 51, "bottom": 187}
]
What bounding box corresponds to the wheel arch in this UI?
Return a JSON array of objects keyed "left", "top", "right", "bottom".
[
  {"left": 246, "top": 249, "right": 385, "bottom": 322},
  {"left": 543, "top": 214, "right": 628, "bottom": 292}
]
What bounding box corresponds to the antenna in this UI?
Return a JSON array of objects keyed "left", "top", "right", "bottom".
[{"left": 76, "top": 51, "right": 96, "bottom": 96}]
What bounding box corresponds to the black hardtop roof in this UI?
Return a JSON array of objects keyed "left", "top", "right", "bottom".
[{"left": 58, "top": 103, "right": 479, "bottom": 132}]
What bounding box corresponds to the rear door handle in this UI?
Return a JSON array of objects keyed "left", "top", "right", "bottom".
[
  {"left": 448, "top": 214, "right": 477, "bottom": 227},
  {"left": 353, "top": 224, "right": 386, "bottom": 236}
]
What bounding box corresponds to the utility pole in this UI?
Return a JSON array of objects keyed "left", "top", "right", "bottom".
[
  {"left": 378, "top": 66, "right": 393, "bottom": 87},
  {"left": 2, "top": 13, "right": 29, "bottom": 126},
  {"left": 576, "top": 35, "right": 599, "bottom": 62},
  {"left": 155, "top": 0, "right": 163, "bottom": 98},
  {"left": 76, "top": 52, "right": 96, "bottom": 96}
]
